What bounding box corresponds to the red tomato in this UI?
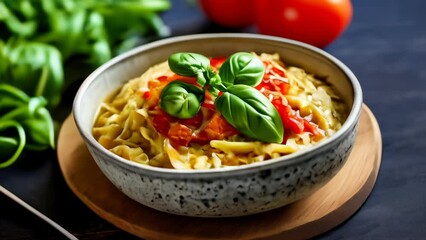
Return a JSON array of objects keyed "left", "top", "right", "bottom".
[
  {"left": 303, "top": 119, "right": 324, "bottom": 141},
  {"left": 254, "top": 0, "right": 352, "bottom": 48},
  {"left": 199, "top": 0, "right": 255, "bottom": 28},
  {"left": 201, "top": 101, "right": 216, "bottom": 111},
  {"left": 142, "top": 91, "right": 150, "bottom": 99},
  {"left": 272, "top": 100, "right": 304, "bottom": 134},
  {"left": 177, "top": 110, "right": 203, "bottom": 128},
  {"left": 210, "top": 56, "right": 227, "bottom": 69},
  {"left": 256, "top": 63, "right": 290, "bottom": 95},
  {"left": 271, "top": 99, "right": 324, "bottom": 141},
  {"left": 168, "top": 123, "right": 193, "bottom": 147},
  {"left": 152, "top": 111, "right": 172, "bottom": 137},
  {"left": 193, "top": 113, "right": 239, "bottom": 143}
]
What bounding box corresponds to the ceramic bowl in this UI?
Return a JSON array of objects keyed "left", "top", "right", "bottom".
[{"left": 73, "top": 33, "right": 363, "bottom": 217}]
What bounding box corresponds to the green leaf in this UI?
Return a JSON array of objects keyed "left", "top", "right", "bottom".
[
  {"left": 21, "top": 118, "right": 51, "bottom": 150},
  {"left": 19, "top": 104, "right": 55, "bottom": 150},
  {"left": 87, "top": 0, "right": 171, "bottom": 13},
  {"left": 160, "top": 80, "right": 204, "bottom": 119},
  {"left": 0, "top": 2, "right": 37, "bottom": 37},
  {"left": 215, "top": 85, "right": 283, "bottom": 143},
  {"left": 2, "top": 39, "right": 64, "bottom": 107},
  {"left": 219, "top": 52, "right": 264, "bottom": 88},
  {"left": 84, "top": 11, "right": 110, "bottom": 65},
  {"left": 168, "top": 52, "right": 211, "bottom": 86}
]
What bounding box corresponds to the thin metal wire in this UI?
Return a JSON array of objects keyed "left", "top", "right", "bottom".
[{"left": 0, "top": 184, "right": 79, "bottom": 240}]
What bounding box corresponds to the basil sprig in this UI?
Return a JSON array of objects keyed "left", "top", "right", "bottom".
[
  {"left": 161, "top": 52, "right": 284, "bottom": 143},
  {"left": 160, "top": 80, "right": 204, "bottom": 119}
]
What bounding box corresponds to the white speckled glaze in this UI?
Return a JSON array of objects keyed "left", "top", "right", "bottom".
[{"left": 73, "top": 34, "right": 363, "bottom": 217}]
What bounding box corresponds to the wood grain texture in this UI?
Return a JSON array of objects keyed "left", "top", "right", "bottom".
[{"left": 57, "top": 104, "right": 381, "bottom": 240}]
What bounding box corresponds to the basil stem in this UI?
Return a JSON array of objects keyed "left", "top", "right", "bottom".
[
  {"left": 215, "top": 85, "right": 284, "bottom": 143},
  {"left": 0, "top": 96, "right": 47, "bottom": 121},
  {"left": 0, "top": 84, "right": 30, "bottom": 111},
  {"left": 0, "top": 84, "right": 30, "bottom": 103},
  {"left": 168, "top": 52, "right": 211, "bottom": 86},
  {"left": 219, "top": 52, "right": 265, "bottom": 88},
  {"left": 0, "top": 120, "right": 26, "bottom": 168},
  {"left": 160, "top": 80, "right": 204, "bottom": 119},
  {"left": 0, "top": 84, "right": 56, "bottom": 168}
]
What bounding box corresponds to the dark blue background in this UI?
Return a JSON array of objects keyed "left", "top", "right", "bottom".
[{"left": 1, "top": 0, "right": 425, "bottom": 239}]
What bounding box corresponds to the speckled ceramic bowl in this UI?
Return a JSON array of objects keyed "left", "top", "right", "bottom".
[{"left": 73, "top": 33, "right": 362, "bottom": 217}]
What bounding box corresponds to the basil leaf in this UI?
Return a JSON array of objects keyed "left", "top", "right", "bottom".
[
  {"left": 160, "top": 80, "right": 204, "bottom": 119},
  {"left": 168, "top": 52, "right": 211, "bottom": 86},
  {"left": 0, "top": 2, "right": 37, "bottom": 37},
  {"left": 219, "top": 52, "right": 264, "bottom": 88},
  {"left": 21, "top": 107, "right": 55, "bottom": 150},
  {"left": 215, "top": 85, "right": 284, "bottom": 143},
  {"left": 2, "top": 39, "right": 64, "bottom": 107}
]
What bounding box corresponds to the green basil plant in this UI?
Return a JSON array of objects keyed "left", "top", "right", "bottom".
[{"left": 0, "top": 0, "right": 172, "bottom": 168}]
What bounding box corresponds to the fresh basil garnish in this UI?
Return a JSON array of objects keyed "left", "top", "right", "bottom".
[
  {"left": 215, "top": 85, "right": 284, "bottom": 143},
  {"left": 168, "top": 52, "right": 211, "bottom": 87},
  {"left": 161, "top": 52, "right": 284, "bottom": 143},
  {"left": 219, "top": 52, "right": 265, "bottom": 88},
  {"left": 160, "top": 80, "right": 204, "bottom": 119}
]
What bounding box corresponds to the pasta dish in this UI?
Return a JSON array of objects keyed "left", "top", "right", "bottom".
[{"left": 92, "top": 52, "right": 347, "bottom": 169}]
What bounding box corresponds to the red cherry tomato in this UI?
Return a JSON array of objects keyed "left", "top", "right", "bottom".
[
  {"left": 199, "top": 0, "right": 255, "bottom": 28},
  {"left": 254, "top": 0, "right": 352, "bottom": 48}
]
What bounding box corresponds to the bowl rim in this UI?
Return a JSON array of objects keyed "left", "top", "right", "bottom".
[{"left": 73, "top": 33, "right": 363, "bottom": 179}]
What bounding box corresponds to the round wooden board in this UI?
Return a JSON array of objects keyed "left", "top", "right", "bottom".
[{"left": 57, "top": 104, "right": 382, "bottom": 240}]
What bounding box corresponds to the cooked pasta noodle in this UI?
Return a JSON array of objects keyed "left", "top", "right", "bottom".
[{"left": 92, "top": 53, "right": 347, "bottom": 169}]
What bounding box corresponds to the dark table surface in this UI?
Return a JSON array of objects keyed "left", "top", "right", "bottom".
[{"left": 1, "top": 0, "right": 425, "bottom": 239}]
